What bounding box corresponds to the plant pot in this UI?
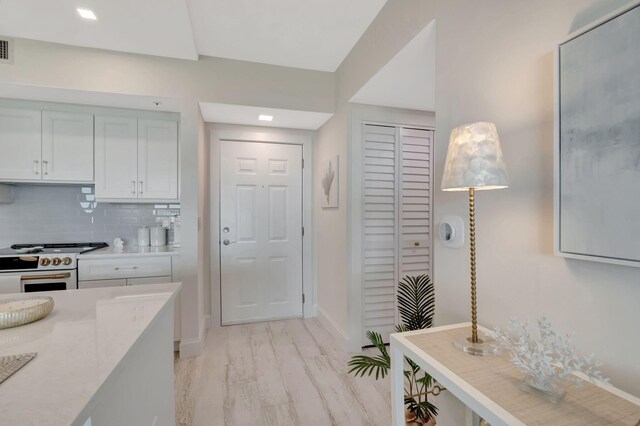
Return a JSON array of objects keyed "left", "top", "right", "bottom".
[
  {"left": 519, "top": 375, "right": 566, "bottom": 404},
  {"left": 405, "top": 411, "right": 436, "bottom": 426}
]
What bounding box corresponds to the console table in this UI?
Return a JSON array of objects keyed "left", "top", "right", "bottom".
[{"left": 390, "top": 323, "right": 640, "bottom": 426}]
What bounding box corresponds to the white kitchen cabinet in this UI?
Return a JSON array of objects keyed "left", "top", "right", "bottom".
[
  {"left": 78, "top": 255, "right": 180, "bottom": 341},
  {"left": 138, "top": 119, "right": 178, "bottom": 200},
  {"left": 42, "top": 111, "right": 94, "bottom": 182},
  {"left": 95, "top": 116, "right": 138, "bottom": 199},
  {"left": 95, "top": 116, "right": 178, "bottom": 202},
  {"left": 0, "top": 107, "right": 42, "bottom": 181},
  {"left": 78, "top": 279, "right": 127, "bottom": 289},
  {"left": 127, "top": 276, "right": 172, "bottom": 285},
  {"left": 78, "top": 256, "right": 172, "bottom": 281}
]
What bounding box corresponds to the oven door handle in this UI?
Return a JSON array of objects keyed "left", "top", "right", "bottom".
[{"left": 21, "top": 272, "right": 72, "bottom": 281}]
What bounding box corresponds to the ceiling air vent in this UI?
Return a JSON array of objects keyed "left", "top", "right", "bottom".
[{"left": 0, "top": 37, "right": 14, "bottom": 64}]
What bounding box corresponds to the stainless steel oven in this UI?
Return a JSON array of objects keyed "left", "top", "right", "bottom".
[{"left": 20, "top": 269, "right": 77, "bottom": 292}]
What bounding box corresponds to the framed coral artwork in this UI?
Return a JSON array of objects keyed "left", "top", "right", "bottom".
[{"left": 321, "top": 155, "right": 338, "bottom": 208}]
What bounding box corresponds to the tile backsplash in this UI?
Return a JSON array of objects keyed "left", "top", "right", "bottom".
[{"left": 0, "top": 185, "right": 180, "bottom": 248}]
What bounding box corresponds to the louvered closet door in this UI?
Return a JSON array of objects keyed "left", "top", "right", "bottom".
[
  {"left": 362, "top": 124, "right": 433, "bottom": 346},
  {"left": 362, "top": 124, "right": 398, "bottom": 344},
  {"left": 399, "top": 128, "right": 432, "bottom": 279}
]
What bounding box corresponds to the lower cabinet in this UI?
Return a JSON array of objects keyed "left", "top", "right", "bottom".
[
  {"left": 78, "top": 256, "right": 180, "bottom": 342},
  {"left": 78, "top": 279, "right": 127, "bottom": 289},
  {"left": 127, "top": 276, "right": 172, "bottom": 286}
]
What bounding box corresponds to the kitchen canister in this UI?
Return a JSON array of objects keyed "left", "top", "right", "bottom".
[
  {"left": 150, "top": 226, "right": 167, "bottom": 247},
  {"left": 137, "top": 227, "right": 150, "bottom": 247}
]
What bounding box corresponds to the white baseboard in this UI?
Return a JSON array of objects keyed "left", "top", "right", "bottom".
[
  {"left": 304, "top": 303, "right": 318, "bottom": 318},
  {"left": 317, "top": 305, "right": 348, "bottom": 349},
  {"left": 178, "top": 315, "right": 206, "bottom": 358}
]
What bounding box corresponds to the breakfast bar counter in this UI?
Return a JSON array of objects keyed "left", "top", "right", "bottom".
[{"left": 0, "top": 282, "right": 181, "bottom": 426}]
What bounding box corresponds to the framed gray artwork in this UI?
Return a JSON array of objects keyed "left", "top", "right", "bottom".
[{"left": 555, "top": 1, "right": 640, "bottom": 267}]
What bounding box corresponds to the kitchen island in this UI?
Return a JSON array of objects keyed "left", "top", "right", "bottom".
[{"left": 0, "top": 282, "right": 181, "bottom": 426}]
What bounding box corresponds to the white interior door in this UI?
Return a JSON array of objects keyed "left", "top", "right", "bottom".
[
  {"left": 399, "top": 128, "right": 433, "bottom": 280},
  {"left": 220, "top": 141, "right": 303, "bottom": 325},
  {"left": 361, "top": 124, "right": 433, "bottom": 346},
  {"left": 362, "top": 124, "right": 398, "bottom": 344}
]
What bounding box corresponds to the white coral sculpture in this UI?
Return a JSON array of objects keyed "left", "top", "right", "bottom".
[{"left": 494, "top": 317, "right": 609, "bottom": 390}]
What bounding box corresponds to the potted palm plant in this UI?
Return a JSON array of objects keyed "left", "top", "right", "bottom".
[{"left": 348, "top": 275, "right": 438, "bottom": 425}]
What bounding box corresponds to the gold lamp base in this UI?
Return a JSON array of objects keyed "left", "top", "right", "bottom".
[
  {"left": 453, "top": 188, "right": 501, "bottom": 357},
  {"left": 453, "top": 332, "right": 501, "bottom": 357}
]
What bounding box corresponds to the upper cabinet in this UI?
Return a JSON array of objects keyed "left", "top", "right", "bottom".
[
  {"left": 137, "top": 119, "right": 179, "bottom": 200},
  {"left": 95, "top": 116, "right": 178, "bottom": 202},
  {"left": 0, "top": 107, "right": 42, "bottom": 181},
  {"left": 42, "top": 111, "right": 94, "bottom": 182},
  {"left": 0, "top": 107, "right": 94, "bottom": 183},
  {"left": 0, "top": 101, "right": 179, "bottom": 202}
]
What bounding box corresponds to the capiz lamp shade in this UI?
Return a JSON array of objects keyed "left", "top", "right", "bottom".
[
  {"left": 442, "top": 122, "right": 509, "bottom": 191},
  {"left": 441, "top": 122, "right": 509, "bottom": 356}
]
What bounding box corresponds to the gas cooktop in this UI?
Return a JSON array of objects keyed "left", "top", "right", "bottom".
[
  {"left": 0, "top": 242, "right": 109, "bottom": 272},
  {"left": 0, "top": 242, "right": 108, "bottom": 256}
]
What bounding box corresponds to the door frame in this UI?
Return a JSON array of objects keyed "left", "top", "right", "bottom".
[
  {"left": 348, "top": 104, "right": 436, "bottom": 352},
  {"left": 210, "top": 124, "right": 315, "bottom": 328}
]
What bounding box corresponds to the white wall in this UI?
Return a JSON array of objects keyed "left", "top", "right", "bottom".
[
  {"left": 0, "top": 38, "right": 333, "bottom": 356},
  {"left": 314, "top": 0, "right": 437, "bottom": 346},
  {"left": 314, "top": 102, "right": 350, "bottom": 340},
  {"left": 197, "top": 108, "right": 209, "bottom": 332},
  {"left": 432, "top": 0, "right": 640, "bottom": 397}
]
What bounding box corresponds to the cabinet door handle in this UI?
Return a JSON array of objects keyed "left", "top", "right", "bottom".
[
  {"left": 114, "top": 266, "right": 138, "bottom": 271},
  {"left": 131, "top": 180, "right": 136, "bottom": 195},
  {"left": 33, "top": 160, "right": 39, "bottom": 175},
  {"left": 43, "top": 160, "right": 49, "bottom": 176},
  {"left": 139, "top": 181, "right": 143, "bottom": 195}
]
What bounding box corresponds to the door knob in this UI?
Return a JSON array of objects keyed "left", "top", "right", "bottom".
[
  {"left": 223, "top": 239, "right": 231, "bottom": 246},
  {"left": 223, "top": 227, "right": 230, "bottom": 233}
]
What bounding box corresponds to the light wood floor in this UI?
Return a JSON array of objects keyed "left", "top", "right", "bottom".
[{"left": 174, "top": 318, "right": 391, "bottom": 425}]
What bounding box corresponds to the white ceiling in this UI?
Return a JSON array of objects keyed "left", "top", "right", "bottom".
[
  {"left": 0, "top": 0, "right": 199, "bottom": 60},
  {"left": 350, "top": 21, "right": 436, "bottom": 111},
  {"left": 199, "top": 102, "right": 332, "bottom": 130},
  {"left": 0, "top": 0, "right": 388, "bottom": 71},
  {"left": 187, "top": 0, "right": 387, "bottom": 71}
]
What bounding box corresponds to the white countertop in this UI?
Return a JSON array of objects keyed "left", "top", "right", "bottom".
[
  {"left": 0, "top": 283, "right": 181, "bottom": 426},
  {"left": 79, "top": 245, "right": 180, "bottom": 259}
]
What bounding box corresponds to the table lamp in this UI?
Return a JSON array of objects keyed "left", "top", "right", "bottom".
[{"left": 441, "top": 122, "right": 509, "bottom": 356}]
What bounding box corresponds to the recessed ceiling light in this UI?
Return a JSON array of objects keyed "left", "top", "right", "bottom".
[
  {"left": 258, "top": 114, "right": 273, "bottom": 122},
  {"left": 77, "top": 8, "right": 97, "bottom": 20}
]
